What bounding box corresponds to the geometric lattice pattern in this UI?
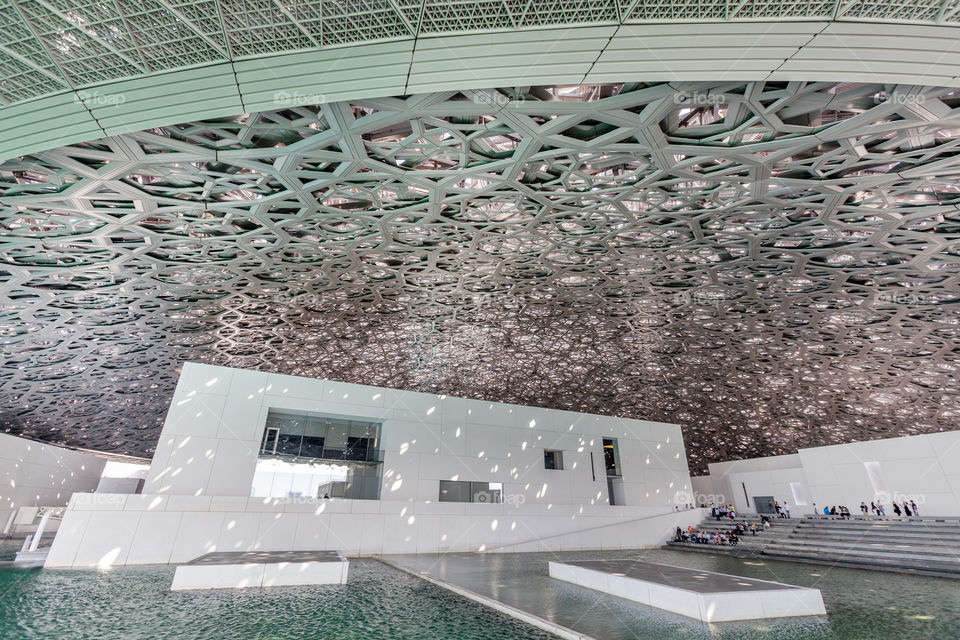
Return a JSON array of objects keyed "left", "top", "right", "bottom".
[
  {"left": 2, "top": 82, "right": 960, "bottom": 473},
  {"left": 3, "top": 0, "right": 960, "bottom": 104}
]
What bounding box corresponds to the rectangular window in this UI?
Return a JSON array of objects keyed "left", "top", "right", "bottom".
[
  {"left": 439, "top": 480, "right": 472, "bottom": 503},
  {"left": 603, "top": 438, "right": 621, "bottom": 477},
  {"left": 439, "top": 480, "right": 503, "bottom": 503},
  {"left": 252, "top": 409, "right": 383, "bottom": 500},
  {"left": 544, "top": 450, "right": 564, "bottom": 470}
]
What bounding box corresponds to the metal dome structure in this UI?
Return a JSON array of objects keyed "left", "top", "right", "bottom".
[
  {"left": 2, "top": 2, "right": 960, "bottom": 472},
  {"left": 2, "top": 0, "right": 960, "bottom": 159}
]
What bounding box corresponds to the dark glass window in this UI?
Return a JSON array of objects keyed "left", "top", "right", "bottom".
[
  {"left": 345, "top": 436, "right": 371, "bottom": 461},
  {"left": 259, "top": 411, "right": 381, "bottom": 463},
  {"left": 603, "top": 438, "right": 621, "bottom": 477},
  {"left": 276, "top": 433, "right": 301, "bottom": 456},
  {"left": 255, "top": 409, "right": 384, "bottom": 501},
  {"left": 299, "top": 435, "right": 324, "bottom": 458},
  {"left": 439, "top": 480, "right": 503, "bottom": 503},
  {"left": 544, "top": 450, "right": 563, "bottom": 470}
]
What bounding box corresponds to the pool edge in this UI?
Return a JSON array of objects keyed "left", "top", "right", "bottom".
[{"left": 374, "top": 556, "right": 597, "bottom": 640}]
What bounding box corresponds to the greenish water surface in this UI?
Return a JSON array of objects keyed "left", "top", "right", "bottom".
[
  {"left": 0, "top": 551, "right": 553, "bottom": 640},
  {"left": 1, "top": 541, "right": 958, "bottom": 640}
]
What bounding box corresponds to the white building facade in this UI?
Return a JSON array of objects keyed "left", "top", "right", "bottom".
[
  {"left": 45, "top": 363, "right": 701, "bottom": 568},
  {"left": 0, "top": 434, "right": 106, "bottom": 537},
  {"left": 692, "top": 432, "right": 960, "bottom": 517}
]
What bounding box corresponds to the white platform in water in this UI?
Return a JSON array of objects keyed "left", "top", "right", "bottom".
[
  {"left": 549, "top": 560, "right": 825, "bottom": 622},
  {"left": 171, "top": 550, "right": 348, "bottom": 591},
  {"left": 13, "top": 549, "right": 49, "bottom": 568}
]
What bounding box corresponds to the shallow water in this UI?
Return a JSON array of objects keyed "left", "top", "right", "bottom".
[
  {"left": 1, "top": 543, "right": 957, "bottom": 640},
  {"left": 0, "top": 556, "right": 555, "bottom": 640},
  {"left": 385, "top": 548, "right": 960, "bottom": 640}
]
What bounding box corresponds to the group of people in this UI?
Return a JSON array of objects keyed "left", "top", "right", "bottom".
[
  {"left": 821, "top": 505, "right": 853, "bottom": 518},
  {"left": 893, "top": 500, "right": 919, "bottom": 517},
  {"left": 674, "top": 525, "right": 741, "bottom": 546},
  {"left": 732, "top": 521, "right": 759, "bottom": 536},
  {"left": 768, "top": 500, "right": 791, "bottom": 518},
  {"left": 815, "top": 499, "right": 919, "bottom": 518},
  {"left": 708, "top": 503, "right": 737, "bottom": 520}
]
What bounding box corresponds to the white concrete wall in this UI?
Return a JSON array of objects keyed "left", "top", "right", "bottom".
[
  {"left": 47, "top": 362, "right": 696, "bottom": 567},
  {"left": 694, "top": 431, "right": 960, "bottom": 516},
  {"left": 799, "top": 431, "right": 960, "bottom": 516},
  {"left": 45, "top": 493, "right": 705, "bottom": 568},
  {"left": 699, "top": 454, "right": 812, "bottom": 515},
  {"left": 145, "top": 362, "right": 691, "bottom": 508},
  {"left": 0, "top": 433, "right": 106, "bottom": 535}
]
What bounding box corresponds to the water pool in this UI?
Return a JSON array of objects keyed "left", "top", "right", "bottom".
[
  {"left": 385, "top": 549, "right": 960, "bottom": 640},
  {"left": 0, "top": 554, "right": 554, "bottom": 640},
  {"left": 1, "top": 542, "right": 957, "bottom": 640}
]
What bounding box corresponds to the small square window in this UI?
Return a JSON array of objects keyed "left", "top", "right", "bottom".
[{"left": 544, "top": 450, "right": 563, "bottom": 470}]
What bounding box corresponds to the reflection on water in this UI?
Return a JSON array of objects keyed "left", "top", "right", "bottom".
[
  {"left": 383, "top": 548, "right": 960, "bottom": 640},
  {"left": 0, "top": 557, "right": 554, "bottom": 640},
  {"left": 1, "top": 542, "right": 958, "bottom": 640}
]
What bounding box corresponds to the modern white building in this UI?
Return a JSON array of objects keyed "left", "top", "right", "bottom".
[
  {"left": 44, "top": 362, "right": 702, "bottom": 568},
  {"left": 2, "top": 2, "right": 960, "bottom": 636},
  {"left": 692, "top": 432, "right": 960, "bottom": 517},
  {"left": 0, "top": 434, "right": 106, "bottom": 538}
]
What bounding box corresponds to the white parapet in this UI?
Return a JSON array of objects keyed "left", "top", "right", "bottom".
[
  {"left": 171, "top": 550, "right": 348, "bottom": 591},
  {"left": 549, "top": 560, "right": 825, "bottom": 622}
]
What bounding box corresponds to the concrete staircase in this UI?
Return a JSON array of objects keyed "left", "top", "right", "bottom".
[
  {"left": 666, "top": 514, "right": 960, "bottom": 579},
  {"left": 665, "top": 513, "right": 794, "bottom": 558},
  {"left": 762, "top": 516, "right": 960, "bottom": 579}
]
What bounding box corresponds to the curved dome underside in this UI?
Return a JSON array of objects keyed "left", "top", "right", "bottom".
[
  {"left": 4, "top": 1, "right": 960, "bottom": 162},
  {"left": 2, "top": 81, "right": 960, "bottom": 472},
  {"left": 3, "top": 0, "right": 960, "bottom": 106}
]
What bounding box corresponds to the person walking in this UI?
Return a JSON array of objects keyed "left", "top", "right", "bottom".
[
  {"left": 893, "top": 502, "right": 902, "bottom": 516},
  {"left": 903, "top": 501, "right": 912, "bottom": 517},
  {"left": 910, "top": 500, "right": 918, "bottom": 516}
]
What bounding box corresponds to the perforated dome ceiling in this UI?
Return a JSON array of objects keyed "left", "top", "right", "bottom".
[{"left": 2, "top": 81, "right": 959, "bottom": 473}]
